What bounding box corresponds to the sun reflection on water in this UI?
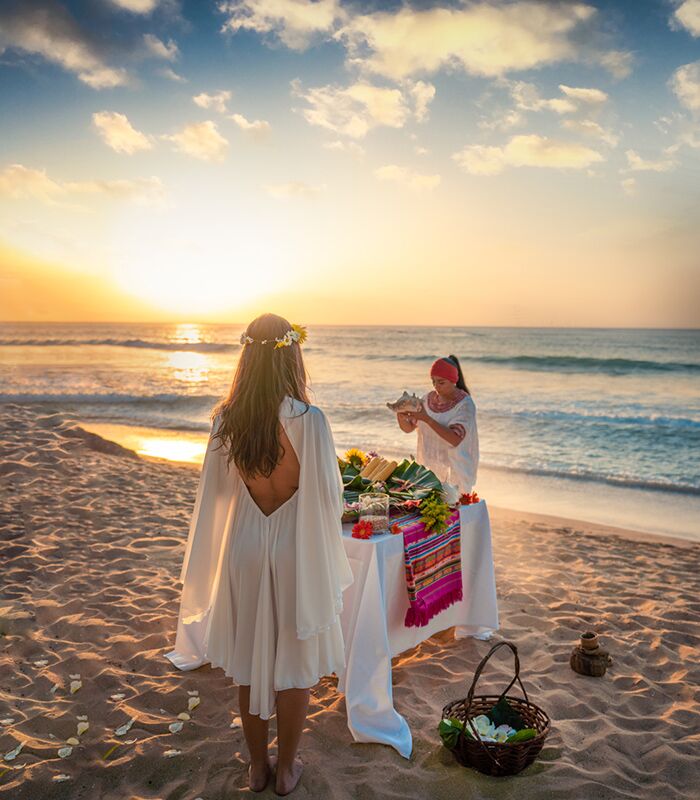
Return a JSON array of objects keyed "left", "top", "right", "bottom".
[{"left": 167, "top": 351, "right": 209, "bottom": 383}]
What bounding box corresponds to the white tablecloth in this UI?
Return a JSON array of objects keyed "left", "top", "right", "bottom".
[{"left": 337, "top": 500, "right": 498, "bottom": 758}]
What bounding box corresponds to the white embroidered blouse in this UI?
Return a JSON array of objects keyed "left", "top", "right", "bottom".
[{"left": 415, "top": 389, "right": 479, "bottom": 493}]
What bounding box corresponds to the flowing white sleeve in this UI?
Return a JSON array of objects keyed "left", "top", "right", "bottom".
[
  {"left": 166, "top": 414, "right": 239, "bottom": 670},
  {"left": 291, "top": 406, "right": 354, "bottom": 641},
  {"left": 176, "top": 413, "right": 238, "bottom": 625}
]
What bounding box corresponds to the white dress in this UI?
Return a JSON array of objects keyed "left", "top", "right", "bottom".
[
  {"left": 416, "top": 390, "right": 479, "bottom": 493},
  {"left": 166, "top": 397, "right": 354, "bottom": 719}
]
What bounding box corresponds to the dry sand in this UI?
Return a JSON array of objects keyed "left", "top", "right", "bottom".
[{"left": 1, "top": 403, "right": 698, "bottom": 800}]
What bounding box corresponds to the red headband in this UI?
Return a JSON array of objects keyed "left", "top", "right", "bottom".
[{"left": 430, "top": 358, "right": 459, "bottom": 384}]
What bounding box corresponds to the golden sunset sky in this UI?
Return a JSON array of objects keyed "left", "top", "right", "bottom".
[{"left": 0, "top": 0, "right": 699, "bottom": 326}]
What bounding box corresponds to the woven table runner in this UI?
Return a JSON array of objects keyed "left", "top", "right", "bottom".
[{"left": 392, "top": 509, "right": 462, "bottom": 628}]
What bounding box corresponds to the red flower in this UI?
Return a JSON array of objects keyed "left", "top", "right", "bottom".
[
  {"left": 352, "top": 520, "right": 374, "bottom": 539},
  {"left": 459, "top": 491, "right": 480, "bottom": 505},
  {"left": 390, "top": 522, "right": 402, "bottom": 535}
]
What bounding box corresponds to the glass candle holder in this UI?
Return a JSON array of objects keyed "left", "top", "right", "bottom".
[{"left": 359, "top": 492, "right": 389, "bottom": 533}]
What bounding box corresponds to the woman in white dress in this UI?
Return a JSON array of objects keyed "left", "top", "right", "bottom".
[
  {"left": 166, "top": 313, "right": 353, "bottom": 795},
  {"left": 396, "top": 355, "right": 479, "bottom": 493}
]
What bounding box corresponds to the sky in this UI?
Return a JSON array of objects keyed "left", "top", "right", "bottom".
[{"left": 0, "top": 0, "right": 698, "bottom": 327}]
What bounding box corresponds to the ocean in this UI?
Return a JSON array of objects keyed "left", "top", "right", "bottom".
[{"left": 1, "top": 322, "right": 698, "bottom": 542}]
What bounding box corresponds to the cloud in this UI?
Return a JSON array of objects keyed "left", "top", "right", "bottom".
[
  {"left": 228, "top": 113, "right": 271, "bottom": 139},
  {"left": 0, "top": 2, "right": 128, "bottom": 88},
  {"left": 159, "top": 66, "right": 186, "bottom": 82},
  {"left": 292, "top": 79, "right": 417, "bottom": 138},
  {"left": 193, "top": 90, "right": 231, "bottom": 113},
  {"left": 92, "top": 111, "right": 153, "bottom": 154},
  {"left": 0, "top": 164, "right": 63, "bottom": 203},
  {"left": 671, "top": 0, "right": 700, "bottom": 36},
  {"left": 407, "top": 80, "right": 435, "bottom": 123},
  {"left": 453, "top": 134, "right": 604, "bottom": 175},
  {"left": 219, "top": 0, "right": 344, "bottom": 50},
  {"left": 143, "top": 33, "right": 179, "bottom": 61},
  {"left": 507, "top": 81, "right": 577, "bottom": 114},
  {"left": 163, "top": 121, "right": 229, "bottom": 160},
  {"left": 621, "top": 177, "right": 636, "bottom": 196},
  {"left": 597, "top": 50, "right": 634, "bottom": 79},
  {"left": 338, "top": 2, "right": 613, "bottom": 81},
  {"left": 265, "top": 181, "right": 325, "bottom": 198},
  {"left": 374, "top": 164, "right": 440, "bottom": 191},
  {"left": 478, "top": 108, "right": 526, "bottom": 132},
  {"left": 655, "top": 111, "right": 700, "bottom": 153},
  {"left": 64, "top": 177, "right": 164, "bottom": 204},
  {"left": 108, "top": 0, "right": 161, "bottom": 12},
  {"left": 624, "top": 149, "right": 675, "bottom": 172},
  {"left": 560, "top": 118, "right": 619, "bottom": 146},
  {"left": 322, "top": 139, "right": 365, "bottom": 157},
  {"left": 451, "top": 144, "right": 509, "bottom": 176},
  {"left": 670, "top": 60, "right": 700, "bottom": 110},
  {"left": 0, "top": 163, "right": 164, "bottom": 205},
  {"left": 504, "top": 80, "right": 608, "bottom": 115},
  {"left": 558, "top": 85, "right": 608, "bottom": 105}
]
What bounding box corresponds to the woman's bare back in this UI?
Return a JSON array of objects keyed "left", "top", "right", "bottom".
[{"left": 242, "top": 424, "right": 300, "bottom": 517}]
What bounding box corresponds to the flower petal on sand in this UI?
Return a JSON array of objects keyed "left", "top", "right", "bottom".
[
  {"left": 187, "top": 690, "right": 199, "bottom": 696},
  {"left": 177, "top": 712, "right": 190, "bottom": 721},
  {"left": 163, "top": 749, "right": 181, "bottom": 758},
  {"left": 69, "top": 674, "right": 80, "bottom": 680},
  {"left": 187, "top": 696, "right": 200, "bottom": 712},
  {"left": 69, "top": 680, "right": 82, "bottom": 694},
  {"left": 115, "top": 718, "right": 135, "bottom": 736},
  {"left": 102, "top": 744, "right": 120, "bottom": 760},
  {"left": 34, "top": 659, "right": 49, "bottom": 667},
  {"left": 76, "top": 715, "right": 88, "bottom": 721},
  {"left": 168, "top": 721, "right": 184, "bottom": 734},
  {"left": 66, "top": 737, "right": 80, "bottom": 746},
  {"left": 110, "top": 693, "right": 125, "bottom": 701},
  {"left": 77, "top": 721, "right": 89, "bottom": 736},
  {"left": 3, "top": 742, "right": 24, "bottom": 761},
  {"left": 58, "top": 746, "right": 73, "bottom": 758}
]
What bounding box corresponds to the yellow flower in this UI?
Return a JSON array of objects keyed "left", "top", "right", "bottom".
[
  {"left": 292, "top": 323, "right": 308, "bottom": 345},
  {"left": 344, "top": 448, "right": 366, "bottom": 467}
]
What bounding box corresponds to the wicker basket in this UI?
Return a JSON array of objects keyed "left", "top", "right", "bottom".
[{"left": 442, "top": 641, "right": 550, "bottom": 776}]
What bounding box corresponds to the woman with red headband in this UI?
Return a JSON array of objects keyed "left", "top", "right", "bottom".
[{"left": 396, "top": 355, "right": 479, "bottom": 493}]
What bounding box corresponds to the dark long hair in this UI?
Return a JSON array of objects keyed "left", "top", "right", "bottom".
[
  {"left": 212, "top": 313, "right": 310, "bottom": 478},
  {"left": 446, "top": 354, "right": 470, "bottom": 395}
]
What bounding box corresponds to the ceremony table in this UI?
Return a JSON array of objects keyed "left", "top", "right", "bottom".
[{"left": 338, "top": 500, "right": 498, "bottom": 759}]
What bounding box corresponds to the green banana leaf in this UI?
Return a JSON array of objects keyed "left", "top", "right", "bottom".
[
  {"left": 387, "top": 459, "right": 443, "bottom": 498},
  {"left": 438, "top": 718, "right": 464, "bottom": 750},
  {"left": 506, "top": 728, "right": 537, "bottom": 743}
]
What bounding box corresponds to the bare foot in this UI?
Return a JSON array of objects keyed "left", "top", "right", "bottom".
[
  {"left": 248, "top": 760, "right": 271, "bottom": 793},
  {"left": 275, "top": 758, "right": 303, "bottom": 796}
]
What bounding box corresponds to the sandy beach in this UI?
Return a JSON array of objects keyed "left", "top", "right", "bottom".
[{"left": 1, "top": 402, "right": 698, "bottom": 800}]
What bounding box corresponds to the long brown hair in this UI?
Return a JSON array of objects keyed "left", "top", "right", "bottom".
[{"left": 212, "top": 313, "right": 310, "bottom": 477}]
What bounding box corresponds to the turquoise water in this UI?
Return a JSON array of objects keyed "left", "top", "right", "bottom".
[{"left": 1, "top": 322, "right": 698, "bottom": 540}]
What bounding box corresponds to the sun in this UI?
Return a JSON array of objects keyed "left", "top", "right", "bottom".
[{"left": 109, "top": 200, "right": 295, "bottom": 315}]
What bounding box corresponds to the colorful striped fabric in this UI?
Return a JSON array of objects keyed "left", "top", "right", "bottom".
[{"left": 393, "top": 509, "right": 462, "bottom": 628}]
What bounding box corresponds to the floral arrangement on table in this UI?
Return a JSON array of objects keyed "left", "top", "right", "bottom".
[{"left": 338, "top": 448, "right": 477, "bottom": 539}]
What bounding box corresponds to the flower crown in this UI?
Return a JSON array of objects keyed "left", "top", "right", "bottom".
[{"left": 240, "top": 323, "right": 308, "bottom": 349}]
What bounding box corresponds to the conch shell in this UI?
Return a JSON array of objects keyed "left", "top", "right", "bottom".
[{"left": 386, "top": 391, "right": 422, "bottom": 413}]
